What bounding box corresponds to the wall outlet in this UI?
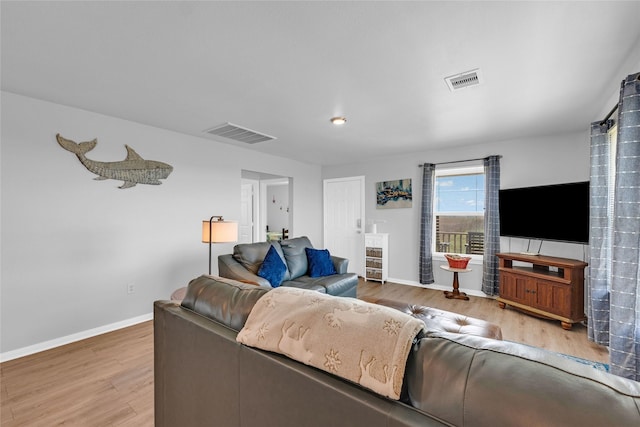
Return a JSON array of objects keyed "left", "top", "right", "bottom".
[
  {"left": 549, "top": 266, "right": 559, "bottom": 273},
  {"left": 127, "top": 283, "right": 135, "bottom": 294}
]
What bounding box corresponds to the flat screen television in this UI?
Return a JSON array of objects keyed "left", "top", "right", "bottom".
[{"left": 499, "top": 181, "right": 590, "bottom": 244}]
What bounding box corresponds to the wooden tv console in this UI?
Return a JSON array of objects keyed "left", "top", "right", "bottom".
[{"left": 496, "top": 253, "right": 588, "bottom": 330}]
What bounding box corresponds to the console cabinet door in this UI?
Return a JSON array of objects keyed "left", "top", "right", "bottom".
[
  {"left": 532, "top": 279, "right": 571, "bottom": 317},
  {"left": 499, "top": 271, "right": 529, "bottom": 305}
]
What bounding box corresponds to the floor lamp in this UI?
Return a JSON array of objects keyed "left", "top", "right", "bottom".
[{"left": 202, "top": 216, "right": 238, "bottom": 275}]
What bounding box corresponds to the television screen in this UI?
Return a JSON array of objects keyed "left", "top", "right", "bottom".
[{"left": 499, "top": 181, "right": 590, "bottom": 244}]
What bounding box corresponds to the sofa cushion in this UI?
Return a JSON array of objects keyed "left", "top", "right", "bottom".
[
  {"left": 305, "top": 247, "right": 337, "bottom": 277},
  {"left": 405, "top": 331, "right": 640, "bottom": 427},
  {"left": 284, "top": 273, "right": 358, "bottom": 297},
  {"left": 372, "top": 298, "right": 502, "bottom": 340},
  {"left": 258, "top": 245, "right": 287, "bottom": 287},
  {"left": 233, "top": 241, "right": 291, "bottom": 281},
  {"left": 180, "top": 275, "right": 270, "bottom": 331},
  {"left": 280, "top": 236, "right": 313, "bottom": 279}
]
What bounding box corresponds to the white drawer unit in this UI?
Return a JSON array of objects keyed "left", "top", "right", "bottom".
[{"left": 364, "top": 233, "right": 388, "bottom": 284}]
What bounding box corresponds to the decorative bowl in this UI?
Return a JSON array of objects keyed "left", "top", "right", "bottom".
[{"left": 445, "top": 254, "right": 471, "bottom": 269}]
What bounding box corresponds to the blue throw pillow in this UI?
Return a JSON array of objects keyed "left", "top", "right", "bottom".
[
  {"left": 258, "top": 245, "right": 287, "bottom": 287},
  {"left": 305, "top": 247, "right": 337, "bottom": 278}
]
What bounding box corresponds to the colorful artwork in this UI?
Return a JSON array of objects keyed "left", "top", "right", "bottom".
[{"left": 376, "top": 179, "right": 412, "bottom": 209}]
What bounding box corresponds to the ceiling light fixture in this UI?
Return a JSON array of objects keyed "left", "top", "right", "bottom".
[{"left": 330, "top": 116, "right": 347, "bottom": 125}]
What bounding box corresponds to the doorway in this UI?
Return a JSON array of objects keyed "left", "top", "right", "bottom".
[
  {"left": 261, "top": 178, "right": 290, "bottom": 241},
  {"left": 241, "top": 170, "right": 292, "bottom": 243}
]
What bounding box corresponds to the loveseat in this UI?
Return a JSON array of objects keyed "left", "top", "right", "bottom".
[
  {"left": 218, "top": 236, "right": 358, "bottom": 297},
  {"left": 154, "top": 275, "right": 640, "bottom": 427}
]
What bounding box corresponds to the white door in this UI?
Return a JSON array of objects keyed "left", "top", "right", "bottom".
[
  {"left": 323, "top": 176, "right": 365, "bottom": 276},
  {"left": 239, "top": 181, "right": 255, "bottom": 243}
]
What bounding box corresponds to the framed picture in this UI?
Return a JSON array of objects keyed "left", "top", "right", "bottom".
[{"left": 376, "top": 179, "right": 412, "bottom": 209}]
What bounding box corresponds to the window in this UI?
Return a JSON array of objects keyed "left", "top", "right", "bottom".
[{"left": 434, "top": 166, "right": 485, "bottom": 256}]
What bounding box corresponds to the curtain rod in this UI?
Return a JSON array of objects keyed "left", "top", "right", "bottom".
[
  {"left": 599, "top": 104, "right": 618, "bottom": 126},
  {"left": 418, "top": 155, "right": 502, "bottom": 167}
]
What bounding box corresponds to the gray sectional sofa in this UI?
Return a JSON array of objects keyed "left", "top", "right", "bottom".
[
  {"left": 154, "top": 275, "right": 640, "bottom": 427},
  {"left": 218, "top": 236, "right": 358, "bottom": 297}
]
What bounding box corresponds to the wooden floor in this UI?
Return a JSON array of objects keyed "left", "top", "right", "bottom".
[
  {"left": 1, "top": 321, "right": 153, "bottom": 426},
  {"left": 1, "top": 279, "right": 608, "bottom": 426},
  {"left": 358, "top": 280, "right": 609, "bottom": 364}
]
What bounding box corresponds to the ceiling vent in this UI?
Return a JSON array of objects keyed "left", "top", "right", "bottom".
[
  {"left": 204, "top": 122, "right": 276, "bottom": 144},
  {"left": 444, "top": 68, "right": 484, "bottom": 91}
]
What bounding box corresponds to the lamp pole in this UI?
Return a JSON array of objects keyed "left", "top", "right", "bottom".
[{"left": 207, "top": 215, "right": 223, "bottom": 275}]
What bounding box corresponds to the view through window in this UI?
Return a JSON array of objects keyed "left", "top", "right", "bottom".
[{"left": 434, "top": 166, "right": 485, "bottom": 255}]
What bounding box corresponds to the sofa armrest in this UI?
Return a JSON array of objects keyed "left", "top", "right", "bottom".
[
  {"left": 331, "top": 256, "right": 349, "bottom": 274},
  {"left": 218, "top": 254, "right": 271, "bottom": 287}
]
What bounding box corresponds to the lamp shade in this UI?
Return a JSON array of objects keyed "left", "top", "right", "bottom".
[{"left": 202, "top": 220, "right": 238, "bottom": 243}]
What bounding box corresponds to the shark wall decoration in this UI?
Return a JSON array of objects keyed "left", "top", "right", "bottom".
[{"left": 56, "top": 134, "right": 173, "bottom": 189}]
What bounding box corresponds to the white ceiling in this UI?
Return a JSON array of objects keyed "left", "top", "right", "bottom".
[{"left": 2, "top": 1, "right": 639, "bottom": 166}]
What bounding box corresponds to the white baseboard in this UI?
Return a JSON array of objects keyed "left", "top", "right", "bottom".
[
  {"left": 1, "top": 280, "right": 491, "bottom": 362},
  {"left": 0, "top": 312, "right": 153, "bottom": 363},
  {"left": 386, "top": 277, "right": 493, "bottom": 299}
]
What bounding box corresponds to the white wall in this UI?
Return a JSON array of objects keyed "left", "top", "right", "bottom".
[
  {"left": 0, "top": 92, "right": 322, "bottom": 358},
  {"left": 323, "top": 130, "right": 591, "bottom": 294}
]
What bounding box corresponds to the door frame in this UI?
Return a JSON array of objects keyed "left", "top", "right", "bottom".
[
  {"left": 240, "top": 178, "right": 260, "bottom": 243},
  {"left": 323, "top": 175, "right": 366, "bottom": 276}
]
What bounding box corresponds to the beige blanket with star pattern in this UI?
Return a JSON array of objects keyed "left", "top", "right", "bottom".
[{"left": 236, "top": 287, "right": 424, "bottom": 399}]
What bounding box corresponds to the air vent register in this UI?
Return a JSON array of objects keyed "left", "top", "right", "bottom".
[
  {"left": 204, "top": 122, "right": 276, "bottom": 144},
  {"left": 444, "top": 68, "right": 484, "bottom": 91}
]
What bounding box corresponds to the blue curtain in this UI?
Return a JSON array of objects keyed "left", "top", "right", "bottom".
[
  {"left": 419, "top": 163, "right": 435, "bottom": 284},
  {"left": 482, "top": 155, "right": 501, "bottom": 295},
  {"left": 610, "top": 72, "right": 640, "bottom": 380},
  {"left": 587, "top": 120, "right": 613, "bottom": 345},
  {"left": 589, "top": 72, "right": 640, "bottom": 380}
]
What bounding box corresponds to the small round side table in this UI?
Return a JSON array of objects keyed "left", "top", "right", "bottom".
[{"left": 439, "top": 265, "right": 471, "bottom": 301}]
